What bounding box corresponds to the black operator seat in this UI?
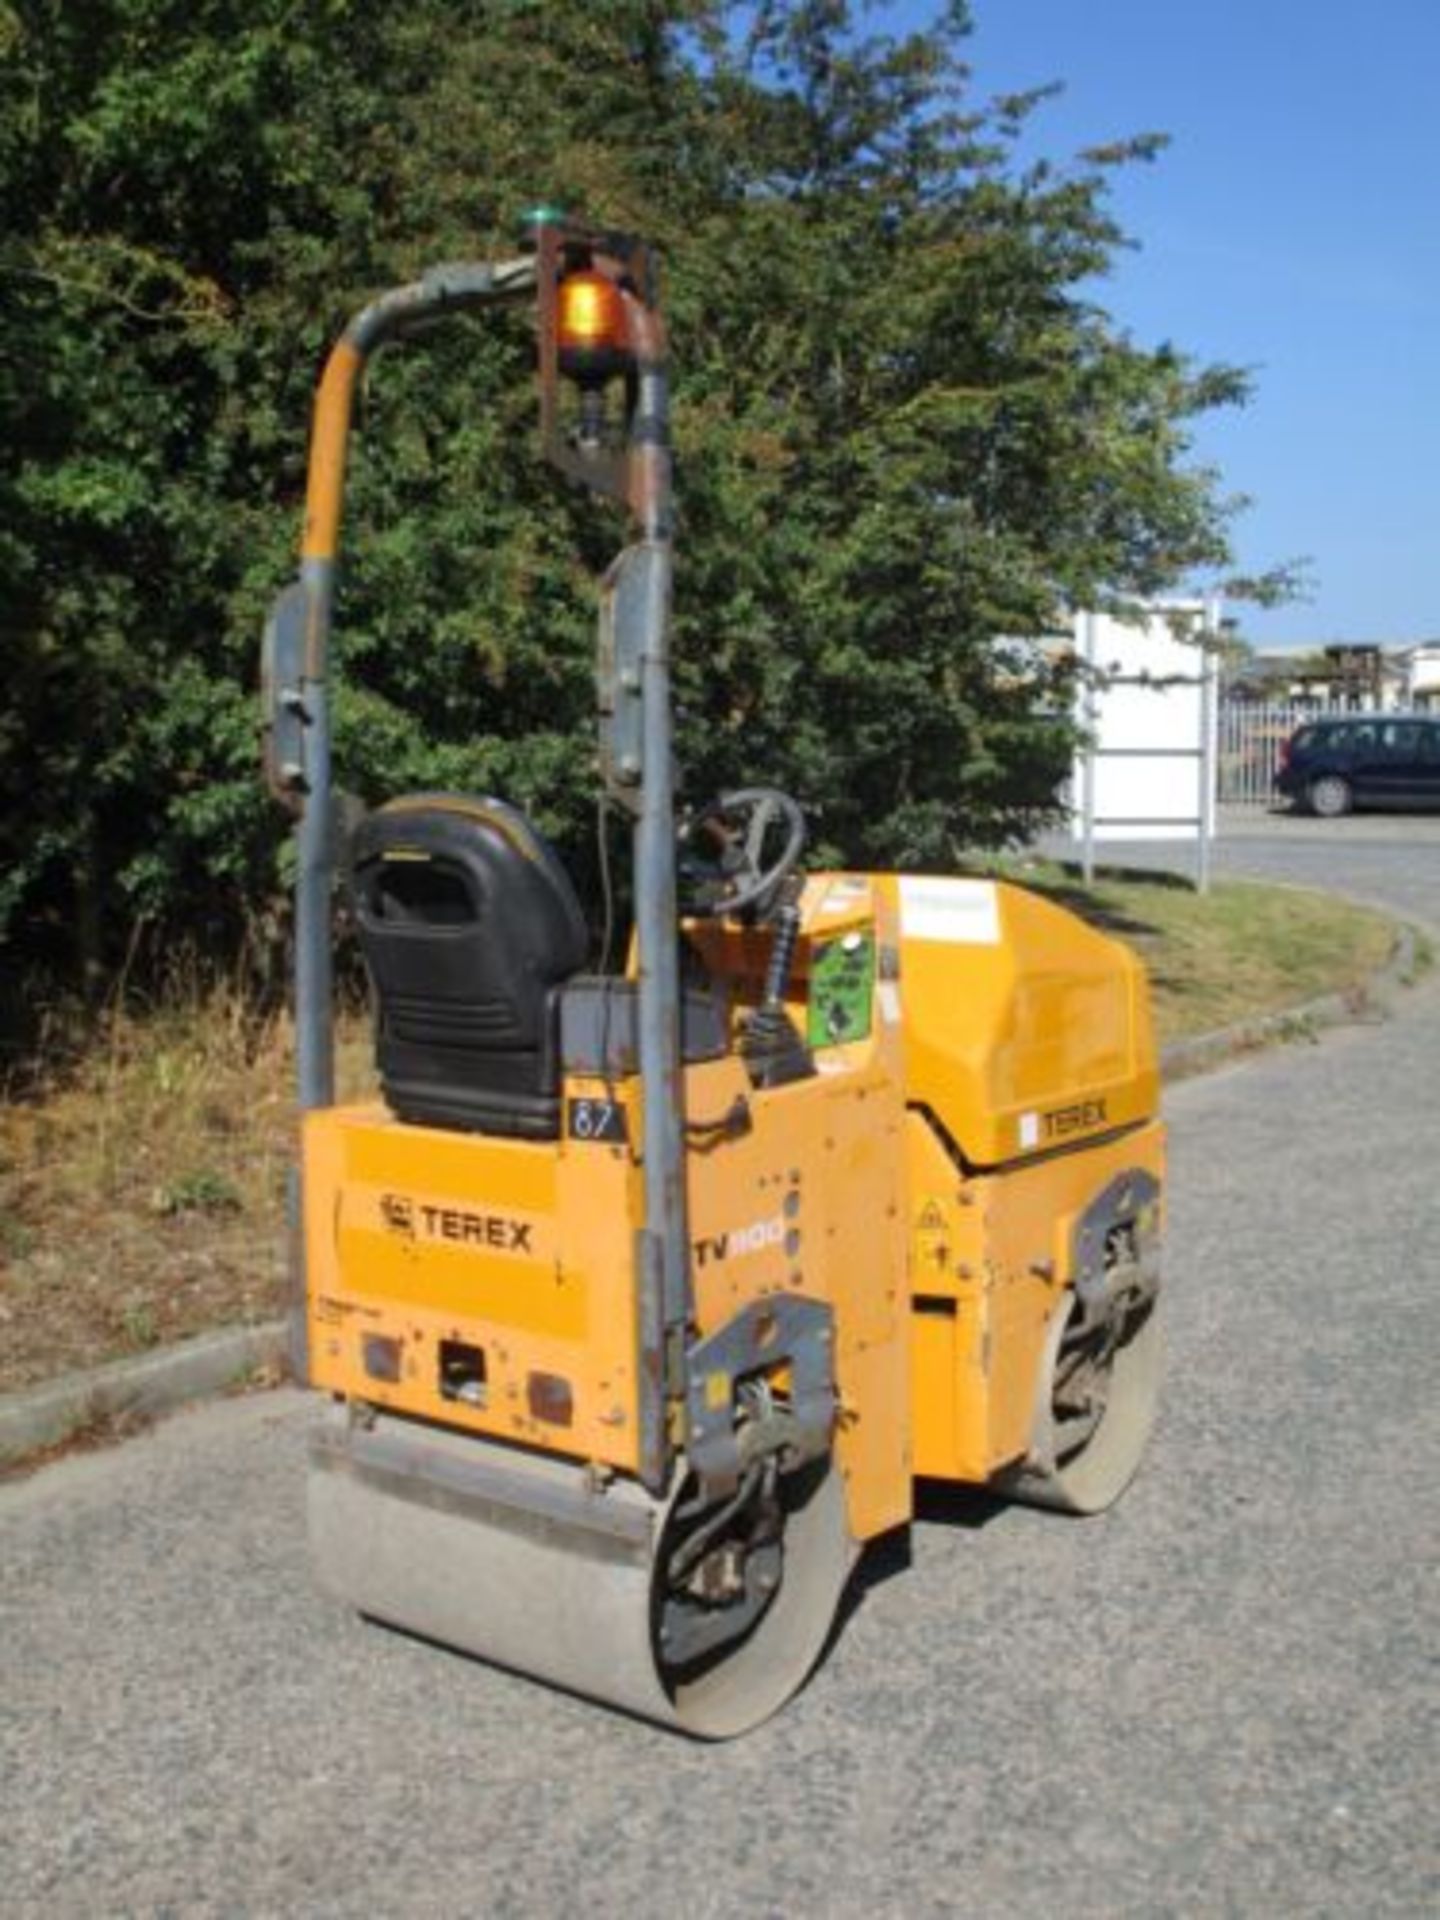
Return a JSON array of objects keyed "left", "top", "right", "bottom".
[{"left": 351, "top": 795, "right": 589, "bottom": 1139}]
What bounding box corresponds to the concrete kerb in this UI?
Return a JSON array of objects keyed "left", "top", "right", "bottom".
[
  {"left": 2, "top": 916, "right": 1429, "bottom": 1470},
  {"left": 0, "top": 1320, "right": 287, "bottom": 1468},
  {"left": 1159, "top": 918, "right": 1426, "bottom": 1080}
]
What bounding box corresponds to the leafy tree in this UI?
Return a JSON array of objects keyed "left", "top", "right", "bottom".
[{"left": 0, "top": 0, "right": 1258, "bottom": 986}]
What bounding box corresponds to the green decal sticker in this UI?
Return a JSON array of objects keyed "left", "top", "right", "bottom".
[{"left": 807, "top": 932, "right": 875, "bottom": 1047}]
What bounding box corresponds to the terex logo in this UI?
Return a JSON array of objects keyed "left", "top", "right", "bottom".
[
  {"left": 1042, "top": 1097, "right": 1108, "bottom": 1141},
  {"left": 380, "top": 1193, "right": 415, "bottom": 1237},
  {"left": 693, "top": 1216, "right": 786, "bottom": 1268},
  {"left": 378, "top": 1192, "right": 533, "bottom": 1255}
]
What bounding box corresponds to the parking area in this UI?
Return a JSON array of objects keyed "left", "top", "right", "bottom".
[
  {"left": 1221, "top": 805, "right": 1440, "bottom": 844},
  {"left": 1053, "top": 804, "right": 1440, "bottom": 927}
]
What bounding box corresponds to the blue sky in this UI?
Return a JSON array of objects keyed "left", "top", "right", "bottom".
[{"left": 887, "top": 0, "right": 1440, "bottom": 646}]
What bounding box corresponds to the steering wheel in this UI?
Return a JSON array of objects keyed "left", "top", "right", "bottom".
[{"left": 677, "top": 788, "right": 807, "bottom": 920}]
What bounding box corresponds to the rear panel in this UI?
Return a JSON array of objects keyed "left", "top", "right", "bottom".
[{"left": 303, "top": 1096, "right": 645, "bottom": 1471}]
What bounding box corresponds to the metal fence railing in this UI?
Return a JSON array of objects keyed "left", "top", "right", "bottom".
[{"left": 1218, "top": 699, "right": 1336, "bottom": 806}]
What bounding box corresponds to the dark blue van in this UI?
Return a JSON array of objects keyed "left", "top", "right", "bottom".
[{"left": 1276, "top": 714, "right": 1440, "bottom": 816}]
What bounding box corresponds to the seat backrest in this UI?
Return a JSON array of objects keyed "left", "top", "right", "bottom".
[{"left": 351, "top": 795, "right": 589, "bottom": 1137}]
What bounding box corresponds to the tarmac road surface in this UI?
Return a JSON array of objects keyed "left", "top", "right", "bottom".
[
  {"left": 1059, "top": 803, "right": 1440, "bottom": 927},
  {"left": 3, "top": 818, "right": 1437, "bottom": 1917}
]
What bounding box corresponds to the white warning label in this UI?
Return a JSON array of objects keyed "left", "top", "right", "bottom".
[{"left": 898, "top": 877, "right": 1001, "bottom": 945}]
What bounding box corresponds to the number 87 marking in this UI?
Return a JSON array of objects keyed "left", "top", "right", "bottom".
[{"left": 566, "top": 1098, "right": 628, "bottom": 1144}]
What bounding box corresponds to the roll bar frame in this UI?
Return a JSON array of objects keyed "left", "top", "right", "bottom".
[{"left": 263, "top": 230, "right": 689, "bottom": 1491}]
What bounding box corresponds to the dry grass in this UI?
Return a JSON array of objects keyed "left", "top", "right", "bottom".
[
  {"left": 0, "top": 980, "right": 372, "bottom": 1394},
  {"left": 0, "top": 871, "right": 1401, "bottom": 1392}
]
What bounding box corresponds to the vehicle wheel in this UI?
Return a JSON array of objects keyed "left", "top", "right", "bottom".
[
  {"left": 652, "top": 1452, "right": 855, "bottom": 1738},
  {"left": 1307, "top": 774, "right": 1353, "bottom": 818},
  {"left": 997, "top": 1284, "right": 1162, "bottom": 1516},
  {"left": 309, "top": 1409, "right": 855, "bottom": 1739}
]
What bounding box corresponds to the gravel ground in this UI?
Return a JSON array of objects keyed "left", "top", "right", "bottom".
[{"left": 2, "top": 818, "right": 1437, "bottom": 1918}]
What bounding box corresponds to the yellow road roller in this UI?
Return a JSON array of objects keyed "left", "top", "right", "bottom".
[{"left": 262, "top": 217, "right": 1164, "bottom": 1737}]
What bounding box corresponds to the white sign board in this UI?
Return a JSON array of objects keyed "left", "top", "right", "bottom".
[
  {"left": 1071, "top": 603, "right": 1219, "bottom": 883},
  {"left": 1075, "top": 606, "right": 1221, "bottom": 890}
]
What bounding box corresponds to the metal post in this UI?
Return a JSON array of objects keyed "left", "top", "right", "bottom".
[
  {"left": 625, "top": 337, "right": 692, "bottom": 1414},
  {"left": 1196, "top": 599, "right": 1219, "bottom": 895},
  {"left": 1080, "top": 611, "right": 1098, "bottom": 886},
  {"left": 295, "top": 557, "right": 337, "bottom": 1110}
]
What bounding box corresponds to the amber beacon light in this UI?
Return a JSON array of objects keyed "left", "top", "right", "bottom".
[
  {"left": 556, "top": 267, "right": 630, "bottom": 381},
  {"left": 555, "top": 262, "right": 633, "bottom": 452}
]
